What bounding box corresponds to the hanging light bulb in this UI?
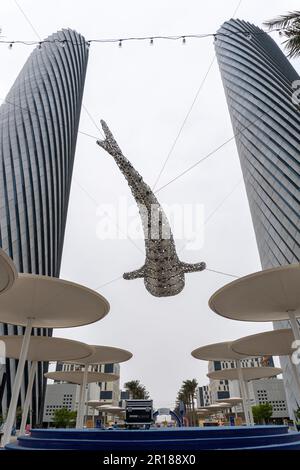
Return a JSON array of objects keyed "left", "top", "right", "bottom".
[
  {"left": 182, "top": 36, "right": 186, "bottom": 45},
  {"left": 118, "top": 40, "right": 122, "bottom": 48},
  {"left": 8, "top": 43, "right": 13, "bottom": 50},
  {"left": 38, "top": 42, "right": 42, "bottom": 49},
  {"left": 150, "top": 38, "right": 154, "bottom": 45}
]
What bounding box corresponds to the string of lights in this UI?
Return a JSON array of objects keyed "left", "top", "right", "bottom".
[{"left": 0, "top": 27, "right": 285, "bottom": 50}]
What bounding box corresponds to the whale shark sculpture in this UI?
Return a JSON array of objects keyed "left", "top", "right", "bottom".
[{"left": 97, "top": 120, "right": 206, "bottom": 297}]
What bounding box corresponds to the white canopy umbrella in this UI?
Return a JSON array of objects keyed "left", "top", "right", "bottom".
[
  {"left": 0, "top": 335, "right": 93, "bottom": 362},
  {"left": 209, "top": 264, "right": 300, "bottom": 341},
  {"left": 196, "top": 411, "right": 210, "bottom": 416},
  {"left": 0, "top": 335, "right": 93, "bottom": 435},
  {"left": 0, "top": 249, "right": 17, "bottom": 295},
  {"left": 97, "top": 405, "right": 124, "bottom": 412},
  {"left": 87, "top": 400, "right": 112, "bottom": 407},
  {"left": 205, "top": 403, "right": 231, "bottom": 411},
  {"left": 192, "top": 341, "right": 254, "bottom": 425},
  {"left": 45, "top": 370, "right": 119, "bottom": 429},
  {"left": 97, "top": 405, "right": 125, "bottom": 427},
  {"left": 45, "top": 370, "right": 119, "bottom": 385},
  {"left": 86, "top": 401, "right": 116, "bottom": 426},
  {"left": 192, "top": 342, "right": 248, "bottom": 362},
  {"left": 207, "top": 366, "right": 282, "bottom": 425},
  {"left": 66, "top": 345, "right": 132, "bottom": 428},
  {"left": 232, "top": 328, "right": 300, "bottom": 402},
  {"left": 217, "top": 397, "right": 243, "bottom": 406},
  {"left": 196, "top": 408, "right": 209, "bottom": 413},
  {"left": 207, "top": 367, "right": 282, "bottom": 381},
  {"left": 0, "top": 274, "right": 109, "bottom": 447},
  {"left": 197, "top": 406, "right": 218, "bottom": 413},
  {"left": 67, "top": 346, "right": 132, "bottom": 365},
  {"left": 217, "top": 397, "right": 243, "bottom": 419},
  {"left": 197, "top": 404, "right": 229, "bottom": 420}
]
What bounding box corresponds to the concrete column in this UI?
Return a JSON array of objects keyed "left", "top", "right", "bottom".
[
  {"left": 76, "top": 364, "right": 88, "bottom": 428},
  {"left": 236, "top": 360, "right": 250, "bottom": 426},
  {"left": 288, "top": 311, "right": 300, "bottom": 341},
  {"left": 19, "top": 361, "right": 37, "bottom": 435},
  {"left": 1, "top": 318, "right": 33, "bottom": 447}
]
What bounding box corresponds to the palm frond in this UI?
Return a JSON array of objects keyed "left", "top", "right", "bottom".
[
  {"left": 282, "top": 35, "right": 300, "bottom": 58},
  {"left": 263, "top": 11, "right": 300, "bottom": 30}
]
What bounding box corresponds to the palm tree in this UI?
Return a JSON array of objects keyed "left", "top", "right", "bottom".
[
  {"left": 124, "top": 380, "right": 138, "bottom": 399},
  {"left": 175, "top": 388, "right": 190, "bottom": 412},
  {"left": 264, "top": 11, "right": 300, "bottom": 58},
  {"left": 124, "top": 380, "right": 150, "bottom": 399},
  {"left": 175, "top": 379, "right": 198, "bottom": 426},
  {"left": 182, "top": 379, "right": 198, "bottom": 426}
]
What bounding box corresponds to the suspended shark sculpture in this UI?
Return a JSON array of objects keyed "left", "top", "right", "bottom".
[{"left": 97, "top": 120, "right": 206, "bottom": 297}]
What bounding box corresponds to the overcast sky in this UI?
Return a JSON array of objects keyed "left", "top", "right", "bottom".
[{"left": 1, "top": 0, "right": 299, "bottom": 408}]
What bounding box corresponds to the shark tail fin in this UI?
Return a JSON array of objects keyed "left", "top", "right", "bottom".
[{"left": 96, "top": 120, "right": 122, "bottom": 155}]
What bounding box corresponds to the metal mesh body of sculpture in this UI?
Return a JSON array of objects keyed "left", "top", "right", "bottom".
[{"left": 97, "top": 121, "right": 206, "bottom": 297}]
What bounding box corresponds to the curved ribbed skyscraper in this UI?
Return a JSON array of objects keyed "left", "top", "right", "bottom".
[
  {"left": 0, "top": 29, "right": 89, "bottom": 423},
  {"left": 215, "top": 19, "right": 300, "bottom": 417}
]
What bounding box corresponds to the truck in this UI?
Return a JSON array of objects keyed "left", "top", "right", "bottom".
[{"left": 124, "top": 399, "right": 153, "bottom": 429}]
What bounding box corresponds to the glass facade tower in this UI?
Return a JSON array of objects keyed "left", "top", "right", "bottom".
[
  {"left": 0, "top": 29, "right": 89, "bottom": 423},
  {"left": 215, "top": 19, "right": 300, "bottom": 417}
]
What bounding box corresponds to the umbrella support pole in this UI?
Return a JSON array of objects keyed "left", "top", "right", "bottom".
[
  {"left": 237, "top": 361, "right": 251, "bottom": 426},
  {"left": 76, "top": 364, "right": 88, "bottom": 428},
  {"left": 288, "top": 311, "right": 300, "bottom": 341},
  {"left": 19, "top": 361, "right": 37, "bottom": 436},
  {"left": 93, "top": 406, "right": 96, "bottom": 428},
  {"left": 75, "top": 385, "right": 82, "bottom": 428},
  {"left": 1, "top": 317, "right": 33, "bottom": 447},
  {"left": 244, "top": 381, "right": 255, "bottom": 425},
  {"left": 288, "top": 355, "right": 300, "bottom": 402}
]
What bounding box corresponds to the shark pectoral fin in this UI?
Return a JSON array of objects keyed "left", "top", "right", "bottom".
[
  {"left": 181, "top": 261, "right": 206, "bottom": 273},
  {"left": 123, "top": 266, "right": 146, "bottom": 280}
]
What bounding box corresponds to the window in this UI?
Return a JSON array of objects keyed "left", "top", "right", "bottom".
[
  {"left": 100, "top": 391, "right": 113, "bottom": 400},
  {"left": 104, "top": 364, "right": 114, "bottom": 373},
  {"left": 217, "top": 391, "right": 230, "bottom": 400}
]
